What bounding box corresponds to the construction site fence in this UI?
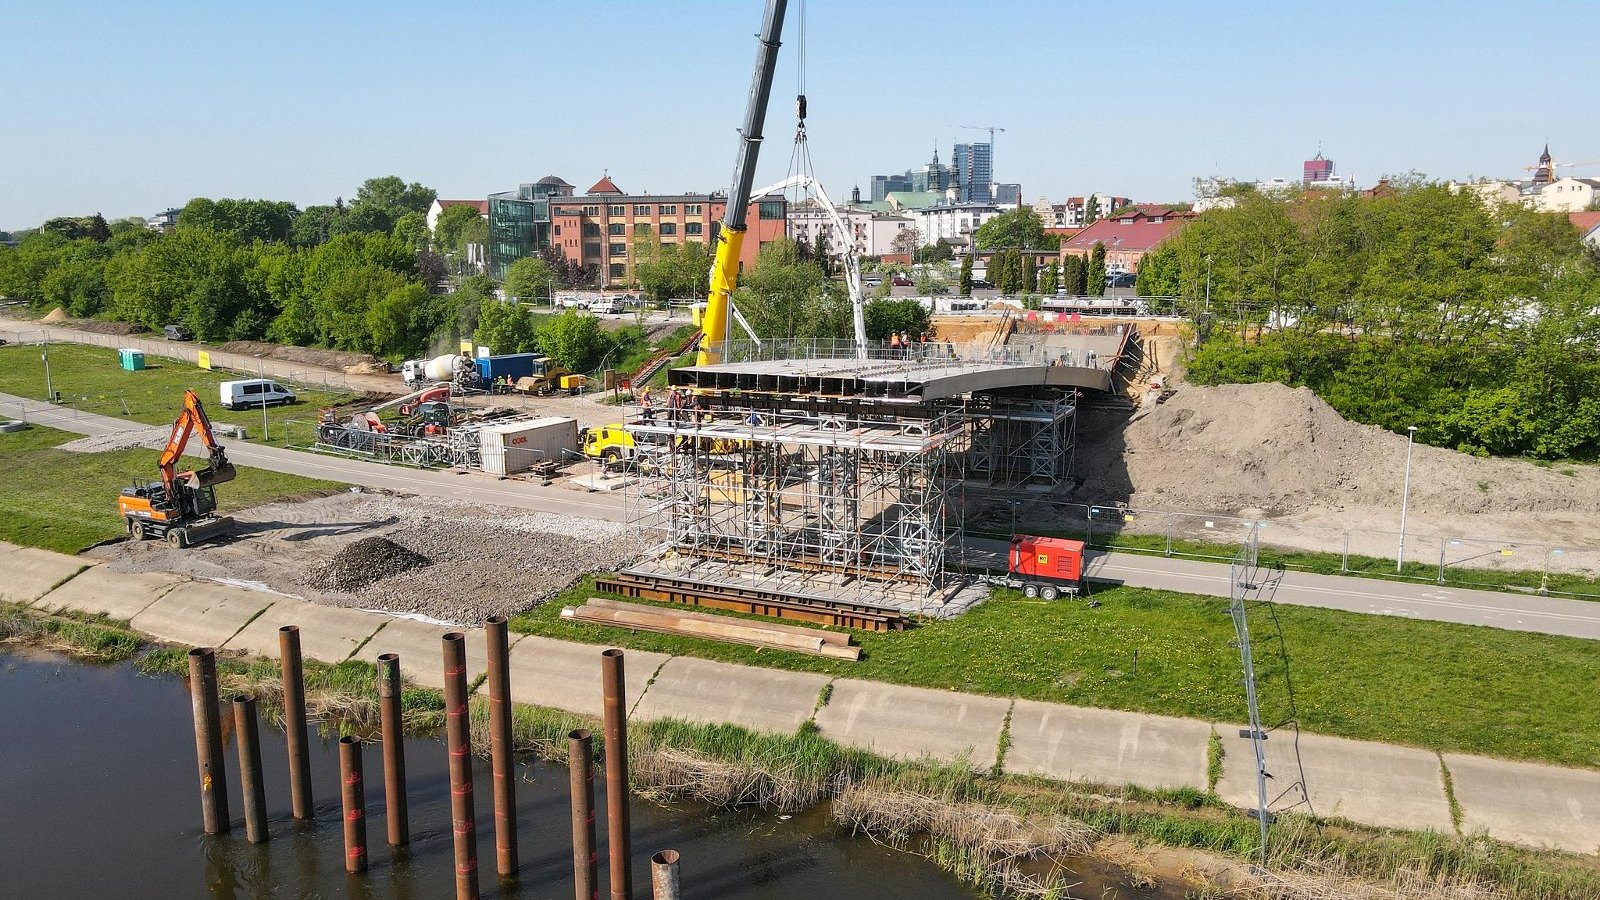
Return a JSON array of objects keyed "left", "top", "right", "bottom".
[
  {"left": 707, "top": 337, "right": 1115, "bottom": 370},
  {"left": 1, "top": 328, "right": 367, "bottom": 395},
  {"left": 973, "top": 499, "right": 1600, "bottom": 602}
]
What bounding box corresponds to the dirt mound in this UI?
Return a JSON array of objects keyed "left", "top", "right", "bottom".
[
  {"left": 76, "top": 320, "right": 145, "bottom": 335},
  {"left": 218, "top": 341, "right": 385, "bottom": 373},
  {"left": 308, "top": 537, "right": 431, "bottom": 592},
  {"left": 57, "top": 427, "right": 172, "bottom": 453},
  {"left": 1074, "top": 382, "right": 1600, "bottom": 519},
  {"left": 41, "top": 307, "right": 69, "bottom": 323}
]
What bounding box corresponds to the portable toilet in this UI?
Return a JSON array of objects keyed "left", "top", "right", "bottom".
[{"left": 118, "top": 348, "right": 146, "bottom": 371}]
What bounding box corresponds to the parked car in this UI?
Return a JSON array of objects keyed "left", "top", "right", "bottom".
[
  {"left": 890, "top": 275, "right": 913, "bottom": 287},
  {"left": 164, "top": 324, "right": 193, "bottom": 341},
  {"left": 1105, "top": 272, "right": 1137, "bottom": 288},
  {"left": 219, "top": 379, "right": 296, "bottom": 410}
]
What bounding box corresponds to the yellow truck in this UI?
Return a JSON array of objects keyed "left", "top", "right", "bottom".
[{"left": 581, "top": 423, "right": 635, "bottom": 464}]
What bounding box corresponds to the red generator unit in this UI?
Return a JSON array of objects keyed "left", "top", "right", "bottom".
[{"left": 1008, "top": 535, "right": 1085, "bottom": 599}]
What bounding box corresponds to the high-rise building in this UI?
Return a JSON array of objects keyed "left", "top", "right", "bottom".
[
  {"left": 953, "top": 142, "right": 993, "bottom": 203},
  {"left": 1303, "top": 152, "right": 1334, "bottom": 185},
  {"left": 869, "top": 174, "right": 911, "bottom": 202},
  {"left": 994, "top": 183, "right": 1023, "bottom": 207}
]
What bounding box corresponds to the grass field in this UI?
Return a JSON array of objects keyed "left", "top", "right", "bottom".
[
  {"left": 0, "top": 424, "right": 344, "bottom": 553},
  {"left": 0, "top": 343, "right": 354, "bottom": 444},
  {"left": 512, "top": 577, "right": 1600, "bottom": 769},
  {"left": 972, "top": 521, "right": 1600, "bottom": 602}
]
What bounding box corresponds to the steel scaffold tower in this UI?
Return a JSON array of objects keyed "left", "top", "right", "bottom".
[{"left": 626, "top": 407, "right": 961, "bottom": 593}]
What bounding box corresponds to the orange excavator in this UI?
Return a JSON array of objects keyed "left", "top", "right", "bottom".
[{"left": 118, "top": 389, "right": 238, "bottom": 548}]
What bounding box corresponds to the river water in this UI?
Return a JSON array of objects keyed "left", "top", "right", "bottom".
[{"left": 0, "top": 650, "right": 1182, "bottom": 899}]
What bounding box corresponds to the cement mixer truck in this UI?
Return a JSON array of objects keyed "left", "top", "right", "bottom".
[{"left": 402, "top": 354, "right": 470, "bottom": 387}]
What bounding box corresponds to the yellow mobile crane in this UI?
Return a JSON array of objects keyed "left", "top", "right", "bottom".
[{"left": 698, "top": 0, "right": 790, "bottom": 367}]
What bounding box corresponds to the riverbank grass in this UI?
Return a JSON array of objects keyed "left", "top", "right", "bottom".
[
  {"left": 511, "top": 577, "right": 1600, "bottom": 769},
  {"left": 0, "top": 602, "right": 142, "bottom": 661},
  {"left": 0, "top": 423, "right": 343, "bottom": 553}
]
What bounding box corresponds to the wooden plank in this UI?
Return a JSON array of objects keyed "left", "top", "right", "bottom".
[
  {"left": 562, "top": 604, "right": 861, "bottom": 661},
  {"left": 583, "top": 596, "right": 853, "bottom": 646},
  {"left": 595, "top": 574, "right": 903, "bottom": 632}
]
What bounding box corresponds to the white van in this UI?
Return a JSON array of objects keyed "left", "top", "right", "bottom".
[{"left": 220, "top": 379, "right": 296, "bottom": 410}]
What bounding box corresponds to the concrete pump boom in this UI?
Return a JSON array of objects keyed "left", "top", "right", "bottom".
[
  {"left": 698, "top": 0, "right": 789, "bottom": 367},
  {"left": 744, "top": 173, "right": 867, "bottom": 354}
]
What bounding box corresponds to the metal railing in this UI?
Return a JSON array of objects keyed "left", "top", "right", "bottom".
[{"left": 705, "top": 337, "right": 1115, "bottom": 370}]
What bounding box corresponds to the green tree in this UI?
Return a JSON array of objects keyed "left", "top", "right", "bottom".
[
  {"left": 958, "top": 255, "right": 974, "bottom": 295},
  {"left": 290, "top": 205, "right": 343, "bottom": 247},
  {"left": 974, "top": 207, "right": 1058, "bottom": 251},
  {"left": 179, "top": 198, "right": 298, "bottom": 243},
  {"left": 365, "top": 283, "right": 439, "bottom": 359},
  {"left": 434, "top": 203, "right": 485, "bottom": 256},
  {"left": 1084, "top": 195, "right": 1102, "bottom": 225},
  {"left": 735, "top": 238, "right": 851, "bottom": 340},
  {"left": 391, "top": 211, "right": 429, "bottom": 252},
  {"left": 635, "top": 241, "right": 710, "bottom": 305},
  {"left": 863, "top": 298, "right": 931, "bottom": 341},
  {"left": 1061, "top": 254, "right": 1087, "bottom": 295},
  {"left": 537, "top": 309, "right": 608, "bottom": 371},
  {"left": 1087, "top": 242, "right": 1107, "bottom": 297},
  {"left": 504, "top": 256, "right": 556, "bottom": 303},
  {"left": 475, "top": 296, "right": 541, "bottom": 355},
  {"left": 1021, "top": 253, "right": 1038, "bottom": 292},
  {"left": 344, "top": 176, "right": 437, "bottom": 235},
  {"left": 1040, "top": 262, "right": 1059, "bottom": 295},
  {"left": 1135, "top": 246, "right": 1180, "bottom": 296}
]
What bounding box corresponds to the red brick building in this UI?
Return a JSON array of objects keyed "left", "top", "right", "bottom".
[
  {"left": 1058, "top": 206, "right": 1195, "bottom": 273},
  {"left": 548, "top": 175, "right": 786, "bottom": 287}
]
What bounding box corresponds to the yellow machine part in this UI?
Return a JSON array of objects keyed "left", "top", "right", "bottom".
[
  {"left": 583, "top": 424, "right": 635, "bottom": 459},
  {"left": 696, "top": 226, "right": 746, "bottom": 367}
]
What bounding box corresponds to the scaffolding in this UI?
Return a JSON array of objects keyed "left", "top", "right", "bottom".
[
  {"left": 627, "top": 406, "right": 963, "bottom": 593},
  {"left": 962, "top": 390, "right": 1077, "bottom": 489}
]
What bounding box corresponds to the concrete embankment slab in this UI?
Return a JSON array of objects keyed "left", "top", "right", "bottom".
[
  {"left": 500, "top": 636, "right": 666, "bottom": 718},
  {"left": 1216, "top": 728, "right": 1453, "bottom": 834},
  {"left": 1447, "top": 753, "right": 1600, "bottom": 854},
  {"left": 1004, "top": 700, "right": 1211, "bottom": 790},
  {"left": 2, "top": 545, "right": 91, "bottom": 607},
  {"left": 225, "top": 597, "right": 387, "bottom": 664},
  {"left": 814, "top": 679, "right": 1010, "bottom": 769},
  {"left": 352, "top": 619, "right": 503, "bottom": 691},
  {"left": 632, "top": 657, "right": 829, "bottom": 733},
  {"left": 33, "top": 567, "right": 186, "bottom": 621},
  {"left": 128, "top": 581, "right": 277, "bottom": 649}
]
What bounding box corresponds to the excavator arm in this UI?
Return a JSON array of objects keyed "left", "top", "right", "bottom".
[{"left": 158, "top": 389, "right": 236, "bottom": 497}]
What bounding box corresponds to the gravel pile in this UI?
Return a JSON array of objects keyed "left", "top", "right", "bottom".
[
  {"left": 57, "top": 426, "right": 173, "bottom": 453},
  {"left": 308, "top": 537, "right": 432, "bottom": 592}
]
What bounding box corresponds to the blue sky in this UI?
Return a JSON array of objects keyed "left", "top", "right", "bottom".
[{"left": 2, "top": 0, "right": 1596, "bottom": 230}]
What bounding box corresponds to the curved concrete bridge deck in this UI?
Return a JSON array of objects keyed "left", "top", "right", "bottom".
[
  {"left": 669, "top": 355, "right": 1113, "bottom": 399},
  {"left": 11, "top": 539, "right": 1600, "bottom": 856}
]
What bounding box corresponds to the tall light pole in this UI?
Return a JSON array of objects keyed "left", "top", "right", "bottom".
[
  {"left": 41, "top": 337, "right": 54, "bottom": 402},
  {"left": 1397, "top": 425, "right": 1418, "bottom": 572}
]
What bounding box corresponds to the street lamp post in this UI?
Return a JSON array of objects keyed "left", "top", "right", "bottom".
[
  {"left": 1397, "top": 425, "right": 1418, "bottom": 573},
  {"left": 41, "top": 337, "right": 54, "bottom": 402}
]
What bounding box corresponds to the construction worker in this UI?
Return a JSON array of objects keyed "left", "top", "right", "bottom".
[
  {"left": 640, "top": 388, "right": 656, "bottom": 422},
  {"left": 666, "top": 388, "right": 682, "bottom": 424},
  {"left": 888, "top": 331, "right": 902, "bottom": 352}
]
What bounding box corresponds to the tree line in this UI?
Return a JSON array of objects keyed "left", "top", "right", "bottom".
[
  {"left": 1139, "top": 181, "right": 1600, "bottom": 459},
  {"left": 0, "top": 177, "right": 491, "bottom": 360}
]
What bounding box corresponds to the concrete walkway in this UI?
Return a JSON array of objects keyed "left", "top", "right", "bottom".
[{"left": 11, "top": 540, "right": 1599, "bottom": 855}]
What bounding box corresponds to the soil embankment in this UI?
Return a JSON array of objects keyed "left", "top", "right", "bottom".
[{"left": 1073, "top": 381, "right": 1600, "bottom": 546}]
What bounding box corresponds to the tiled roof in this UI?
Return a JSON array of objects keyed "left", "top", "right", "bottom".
[
  {"left": 1570, "top": 212, "right": 1600, "bottom": 234},
  {"left": 1059, "top": 216, "right": 1190, "bottom": 254},
  {"left": 437, "top": 199, "right": 488, "bottom": 214},
  {"left": 587, "top": 175, "right": 623, "bottom": 195}
]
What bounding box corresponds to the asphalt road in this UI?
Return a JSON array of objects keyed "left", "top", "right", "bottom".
[
  {"left": 8, "top": 390, "right": 1600, "bottom": 641},
  {"left": 0, "top": 392, "right": 626, "bottom": 523}
]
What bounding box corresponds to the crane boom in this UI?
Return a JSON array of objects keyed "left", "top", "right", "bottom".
[
  {"left": 159, "top": 389, "right": 235, "bottom": 496},
  {"left": 745, "top": 173, "right": 866, "bottom": 354},
  {"left": 700, "top": 0, "right": 789, "bottom": 367}
]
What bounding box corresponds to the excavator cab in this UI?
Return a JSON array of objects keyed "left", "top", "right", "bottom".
[{"left": 117, "top": 389, "right": 237, "bottom": 548}]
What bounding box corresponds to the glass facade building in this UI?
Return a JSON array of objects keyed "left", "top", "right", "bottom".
[
  {"left": 487, "top": 178, "right": 573, "bottom": 280},
  {"left": 954, "top": 142, "right": 993, "bottom": 203}
]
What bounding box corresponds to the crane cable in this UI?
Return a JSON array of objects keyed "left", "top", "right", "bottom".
[{"left": 785, "top": 0, "right": 815, "bottom": 236}]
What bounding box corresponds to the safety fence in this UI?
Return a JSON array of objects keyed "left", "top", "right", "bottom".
[
  {"left": 967, "top": 498, "right": 1600, "bottom": 602},
  {"left": 707, "top": 336, "right": 1116, "bottom": 370}
]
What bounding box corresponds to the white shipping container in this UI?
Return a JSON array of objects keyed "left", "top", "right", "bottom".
[{"left": 478, "top": 417, "right": 579, "bottom": 476}]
